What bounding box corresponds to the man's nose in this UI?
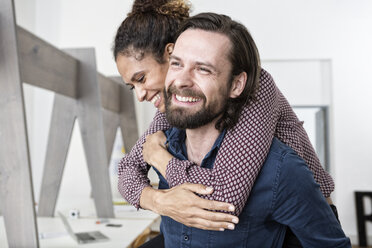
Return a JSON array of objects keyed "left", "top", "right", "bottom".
[
  {"left": 173, "top": 69, "right": 193, "bottom": 89},
  {"left": 134, "top": 86, "right": 146, "bottom": 102}
]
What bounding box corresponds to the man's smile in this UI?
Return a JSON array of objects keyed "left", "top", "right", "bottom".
[{"left": 175, "top": 94, "right": 201, "bottom": 103}]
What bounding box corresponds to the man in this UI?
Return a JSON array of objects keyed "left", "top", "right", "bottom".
[{"left": 141, "top": 13, "right": 350, "bottom": 247}]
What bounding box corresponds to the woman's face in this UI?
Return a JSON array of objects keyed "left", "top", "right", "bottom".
[{"left": 116, "top": 52, "right": 169, "bottom": 113}]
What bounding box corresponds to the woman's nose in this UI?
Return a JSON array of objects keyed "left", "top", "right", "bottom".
[{"left": 134, "top": 86, "right": 146, "bottom": 102}]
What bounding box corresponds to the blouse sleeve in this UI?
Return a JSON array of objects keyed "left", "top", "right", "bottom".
[
  {"left": 275, "top": 89, "right": 334, "bottom": 198},
  {"left": 165, "top": 69, "right": 334, "bottom": 215},
  {"left": 117, "top": 111, "right": 170, "bottom": 209}
]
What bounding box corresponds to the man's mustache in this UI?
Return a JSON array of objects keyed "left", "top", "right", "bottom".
[{"left": 165, "top": 85, "right": 206, "bottom": 100}]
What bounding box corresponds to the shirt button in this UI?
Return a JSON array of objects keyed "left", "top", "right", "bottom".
[{"left": 183, "top": 235, "right": 189, "bottom": 241}]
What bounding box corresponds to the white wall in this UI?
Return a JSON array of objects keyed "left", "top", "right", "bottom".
[{"left": 14, "top": 0, "right": 372, "bottom": 243}]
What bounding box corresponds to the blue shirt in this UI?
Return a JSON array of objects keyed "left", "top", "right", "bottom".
[{"left": 156, "top": 128, "right": 350, "bottom": 248}]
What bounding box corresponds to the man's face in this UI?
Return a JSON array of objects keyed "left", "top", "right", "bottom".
[{"left": 164, "top": 29, "right": 233, "bottom": 129}]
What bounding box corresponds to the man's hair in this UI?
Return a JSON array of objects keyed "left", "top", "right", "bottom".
[
  {"left": 113, "top": 0, "right": 190, "bottom": 63},
  {"left": 176, "top": 12, "right": 261, "bottom": 131}
]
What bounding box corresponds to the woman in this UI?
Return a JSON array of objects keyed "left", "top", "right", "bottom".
[{"left": 114, "top": 0, "right": 335, "bottom": 246}]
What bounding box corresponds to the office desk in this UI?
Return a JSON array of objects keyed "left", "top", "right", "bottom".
[{"left": 0, "top": 210, "right": 160, "bottom": 248}]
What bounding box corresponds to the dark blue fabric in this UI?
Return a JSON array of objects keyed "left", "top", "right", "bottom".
[
  {"left": 155, "top": 128, "right": 350, "bottom": 248},
  {"left": 164, "top": 128, "right": 226, "bottom": 169}
]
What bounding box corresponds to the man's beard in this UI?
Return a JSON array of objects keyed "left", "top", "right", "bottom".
[{"left": 164, "top": 85, "right": 228, "bottom": 129}]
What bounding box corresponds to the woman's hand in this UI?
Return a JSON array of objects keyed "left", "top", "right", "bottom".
[
  {"left": 140, "top": 184, "right": 239, "bottom": 231},
  {"left": 143, "top": 131, "right": 173, "bottom": 177}
]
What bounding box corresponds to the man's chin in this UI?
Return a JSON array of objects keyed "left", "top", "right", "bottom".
[
  {"left": 166, "top": 108, "right": 219, "bottom": 130},
  {"left": 167, "top": 105, "right": 200, "bottom": 115}
]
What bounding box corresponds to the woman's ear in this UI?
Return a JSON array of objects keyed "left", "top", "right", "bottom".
[
  {"left": 166, "top": 43, "right": 174, "bottom": 54},
  {"left": 230, "top": 71, "right": 247, "bottom": 98},
  {"left": 164, "top": 43, "right": 174, "bottom": 61}
]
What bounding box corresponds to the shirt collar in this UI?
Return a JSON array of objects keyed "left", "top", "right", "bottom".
[{"left": 165, "top": 127, "right": 226, "bottom": 168}]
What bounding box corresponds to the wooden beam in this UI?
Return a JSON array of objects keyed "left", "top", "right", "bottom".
[
  {"left": 102, "top": 109, "right": 121, "bottom": 163},
  {"left": 112, "top": 77, "right": 139, "bottom": 152},
  {"left": 38, "top": 95, "right": 77, "bottom": 217},
  {"left": 17, "top": 26, "right": 78, "bottom": 98},
  {"left": 0, "top": 0, "right": 39, "bottom": 247},
  {"left": 66, "top": 48, "right": 114, "bottom": 218},
  {"left": 39, "top": 49, "right": 115, "bottom": 218},
  {"left": 17, "top": 26, "right": 126, "bottom": 114},
  {"left": 98, "top": 73, "right": 121, "bottom": 113}
]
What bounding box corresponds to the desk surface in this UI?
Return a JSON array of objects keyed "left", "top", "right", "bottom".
[
  {"left": 0, "top": 213, "right": 159, "bottom": 248},
  {"left": 0, "top": 199, "right": 160, "bottom": 248}
]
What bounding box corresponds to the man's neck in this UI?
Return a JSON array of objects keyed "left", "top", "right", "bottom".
[{"left": 185, "top": 120, "right": 221, "bottom": 166}]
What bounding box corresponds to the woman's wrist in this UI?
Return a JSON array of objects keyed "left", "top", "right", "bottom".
[
  {"left": 151, "top": 149, "right": 173, "bottom": 178},
  {"left": 139, "top": 187, "right": 161, "bottom": 213}
]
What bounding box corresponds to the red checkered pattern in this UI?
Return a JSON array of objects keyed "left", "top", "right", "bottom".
[{"left": 118, "top": 68, "right": 334, "bottom": 215}]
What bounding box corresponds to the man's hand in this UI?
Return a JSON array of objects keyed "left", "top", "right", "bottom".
[
  {"left": 143, "top": 131, "right": 173, "bottom": 177},
  {"left": 140, "top": 184, "right": 239, "bottom": 231}
]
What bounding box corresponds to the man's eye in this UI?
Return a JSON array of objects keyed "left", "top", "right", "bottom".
[
  {"left": 170, "top": 61, "right": 181, "bottom": 67},
  {"left": 198, "top": 66, "right": 211, "bottom": 74}
]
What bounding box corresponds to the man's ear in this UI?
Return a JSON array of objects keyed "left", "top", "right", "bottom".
[{"left": 229, "top": 71, "right": 247, "bottom": 98}]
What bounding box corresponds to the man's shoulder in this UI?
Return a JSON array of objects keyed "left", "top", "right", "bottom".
[
  {"left": 265, "top": 138, "right": 320, "bottom": 202},
  {"left": 266, "top": 138, "right": 314, "bottom": 181},
  {"left": 254, "top": 138, "right": 308, "bottom": 190},
  {"left": 266, "top": 137, "right": 298, "bottom": 162}
]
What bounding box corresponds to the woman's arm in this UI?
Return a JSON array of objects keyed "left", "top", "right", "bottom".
[
  {"left": 118, "top": 111, "right": 170, "bottom": 208},
  {"left": 275, "top": 89, "right": 334, "bottom": 197},
  {"left": 118, "top": 111, "right": 238, "bottom": 230}
]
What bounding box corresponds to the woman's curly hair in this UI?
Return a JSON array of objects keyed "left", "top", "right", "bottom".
[{"left": 113, "top": 0, "right": 191, "bottom": 63}]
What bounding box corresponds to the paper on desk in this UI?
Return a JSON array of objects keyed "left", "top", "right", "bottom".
[
  {"left": 113, "top": 204, "right": 137, "bottom": 213},
  {"left": 39, "top": 231, "right": 68, "bottom": 239}
]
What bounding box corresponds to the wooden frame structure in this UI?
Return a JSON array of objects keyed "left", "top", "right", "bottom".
[{"left": 0, "top": 0, "right": 138, "bottom": 246}]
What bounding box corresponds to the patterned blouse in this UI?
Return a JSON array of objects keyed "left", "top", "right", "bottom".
[{"left": 118, "top": 68, "right": 334, "bottom": 215}]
